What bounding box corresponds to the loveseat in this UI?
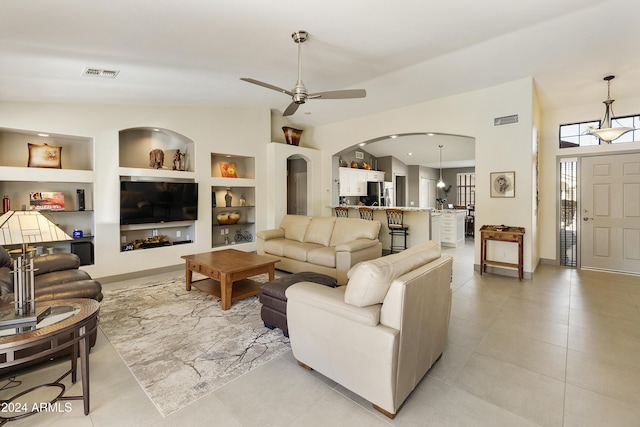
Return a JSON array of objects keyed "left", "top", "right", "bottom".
[
  {"left": 285, "top": 240, "right": 453, "bottom": 418},
  {"left": 256, "top": 215, "right": 382, "bottom": 285},
  {"left": 0, "top": 248, "right": 103, "bottom": 374}
]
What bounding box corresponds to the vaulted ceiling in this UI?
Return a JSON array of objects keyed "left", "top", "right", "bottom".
[{"left": 2, "top": 0, "right": 639, "bottom": 131}]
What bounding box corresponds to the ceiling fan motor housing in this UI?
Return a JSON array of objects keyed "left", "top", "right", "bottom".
[
  {"left": 292, "top": 84, "right": 308, "bottom": 104},
  {"left": 240, "top": 30, "right": 366, "bottom": 116}
]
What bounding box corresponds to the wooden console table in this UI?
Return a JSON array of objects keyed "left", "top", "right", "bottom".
[{"left": 479, "top": 225, "right": 525, "bottom": 280}]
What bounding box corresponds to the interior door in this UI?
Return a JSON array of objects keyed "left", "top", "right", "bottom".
[{"left": 581, "top": 153, "right": 640, "bottom": 274}]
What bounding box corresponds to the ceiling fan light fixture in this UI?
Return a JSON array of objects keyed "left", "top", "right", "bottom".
[{"left": 588, "top": 75, "right": 635, "bottom": 143}]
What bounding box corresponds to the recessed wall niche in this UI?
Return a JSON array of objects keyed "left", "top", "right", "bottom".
[{"left": 119, "top": 127, "right": 195, "bottom": 172}]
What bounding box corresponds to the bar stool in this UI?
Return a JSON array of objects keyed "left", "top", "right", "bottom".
[
  {"left": 359, "top": 207, "right": 374, "bottom": 221},
  {"left": 334, "top": 206, "right": 349, "bottom": 218},
  {"left": 386, "top": 209, "right": 409, "bottom": 253}
]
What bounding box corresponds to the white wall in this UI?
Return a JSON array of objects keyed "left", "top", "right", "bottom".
[
  {"left": 309, "top": 78, "right": 537, "bottom": 273},
  {"left": 0, "top": 102, "right": 270, "bottom": 279}
]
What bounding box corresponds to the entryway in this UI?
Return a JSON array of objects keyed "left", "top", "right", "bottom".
[
  {"left": 560, "top": 152, "right": 640, "bottom": 275},
  {"left": 580, "top": 152, "right": 640, "bottom": 274}
]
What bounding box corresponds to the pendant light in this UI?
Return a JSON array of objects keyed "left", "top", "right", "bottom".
[
  {"left": 588, "top": 75, "right": 634, "bottom": 143},
  {"left": 437, "top": 144, "right": 446, "bottom": 188}
]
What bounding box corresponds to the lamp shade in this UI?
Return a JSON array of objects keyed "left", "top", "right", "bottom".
[
  {"left": 589, "top": 126, "right": 634, "bottom": 143},
  {"left": 0, "top": 210, "right": 72, "bottom": 245}
]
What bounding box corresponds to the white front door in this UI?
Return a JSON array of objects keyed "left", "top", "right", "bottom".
[{"left": 581, "top": 152, "right": 640, "bottom": 274}]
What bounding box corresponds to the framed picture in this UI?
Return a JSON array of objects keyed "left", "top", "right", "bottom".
[
  {"left": 29, "top": 191, "right": 65, "bottom": 211},
  {"left": 219, "top": 162, "right": 237, "bottom": 178},
  {"left": 28, "top": 143, "right": 62, "bottom": 168},
  {"left": 490, "top": 171, "right": 515, "bottom": 198}
]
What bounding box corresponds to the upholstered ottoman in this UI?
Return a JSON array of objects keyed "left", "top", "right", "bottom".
[{"left": 260, "top": 272, "right": 337, "bottom": 337}]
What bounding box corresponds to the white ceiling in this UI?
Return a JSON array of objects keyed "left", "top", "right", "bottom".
[{"left": 2, "top": 1, "right": 639, "bottom": 157}]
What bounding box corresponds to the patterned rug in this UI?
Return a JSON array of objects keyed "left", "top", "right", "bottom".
[{"left": 99, "top": 273, "right": 290, "bottom": 417}]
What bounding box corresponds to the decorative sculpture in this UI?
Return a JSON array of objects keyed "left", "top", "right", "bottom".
[{"left": 149, "top": 149, "right": 164, "bottom": 169}]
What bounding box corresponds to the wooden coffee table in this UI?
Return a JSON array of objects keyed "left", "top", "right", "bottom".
[{"left": 181, "top": 249, "right": 279, "bottom": 310}]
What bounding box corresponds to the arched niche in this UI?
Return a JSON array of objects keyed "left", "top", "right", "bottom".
[{"left": 119, "top": 127, "right": 195, "bottom": 171}]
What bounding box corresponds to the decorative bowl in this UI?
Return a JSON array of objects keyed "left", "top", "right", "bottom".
[{"left": 217, "top": 211, "right": 240, "bottom": 225}]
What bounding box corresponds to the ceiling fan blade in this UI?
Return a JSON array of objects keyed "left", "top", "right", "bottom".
[
  {"left": 309, "top": 89, "right": 366, "bottom": 100},
  {"left": 240, "top": 78, "right": 293, "bottom": 96},
  {"left": 283, "top": 102, "right": 300, "bottom": 116}
]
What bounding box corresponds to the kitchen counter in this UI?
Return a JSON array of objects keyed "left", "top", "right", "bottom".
[
  {"left": 329, "top": 206, "right": 439, "bottom": 251},
  {"left": 335, "top": 205, "right": 431, "bottom": 212}
]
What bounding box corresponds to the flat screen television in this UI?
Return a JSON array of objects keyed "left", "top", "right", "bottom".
[{"left": 120, "top": 181, "right": 198, "bottom": 225}]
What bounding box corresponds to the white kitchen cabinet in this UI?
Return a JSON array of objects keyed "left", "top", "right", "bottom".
[
  {"left": 339, "top": 167, "right": 367, "bottom": 196},
  {"left": 367, "top": 170, "right": 385, "bottom": 182},
  {"left": 439, "top": 210, "right": 465, "bottom": 247}
]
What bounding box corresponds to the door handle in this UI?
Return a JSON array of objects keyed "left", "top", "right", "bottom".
[{"left": 583, "top": 217, "right": 593, "bottom": 221}]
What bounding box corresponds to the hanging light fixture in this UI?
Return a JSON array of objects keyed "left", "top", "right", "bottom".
[
  {"left": 588, "top": 75, "right": 634, "bottom": 143},
  {"left": 437, "top": 144, "right": 446, "bottom": 188}
]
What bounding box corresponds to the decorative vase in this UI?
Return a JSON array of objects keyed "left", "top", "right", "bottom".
[
  {"left": 225, "top": 189, "right": 232, "bottom": 207},
  {"left": 282, "top": 127, "right": 303, "bottom": 146}
]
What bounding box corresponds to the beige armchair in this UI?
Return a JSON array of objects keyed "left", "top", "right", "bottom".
[{"left": 285, "top": 241, "right": 453, "bottom": 418}]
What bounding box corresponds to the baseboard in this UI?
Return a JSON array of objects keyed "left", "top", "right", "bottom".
[
  {"left": 474, "top": 263, "right": 532, "bottom": 280},
  {"left": 96, "top": 263, "right": 183, "bottom": 283}
]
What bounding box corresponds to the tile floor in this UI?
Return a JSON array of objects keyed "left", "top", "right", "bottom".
[{"left": 3, "top": 239, "right": 640, "bottom": 426}]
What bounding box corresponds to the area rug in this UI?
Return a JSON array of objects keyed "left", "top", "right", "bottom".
[{"left": 98, "top": 274, "right": 290, "bottom": 417}]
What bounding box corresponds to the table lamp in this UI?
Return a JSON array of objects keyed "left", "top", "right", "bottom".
[{"left": 0, "top": 210, "right": 72, "bottom": 327}]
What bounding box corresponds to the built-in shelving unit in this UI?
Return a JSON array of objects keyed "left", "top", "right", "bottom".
[
  {"left": 211, "top": 153, "right": 256, "bottom": 249},
  {"left": 118, "top": 127, "right": 197, "bottom": 251},
  {"left": 0, "top": 127, "right": 96, "bottom": 264}
]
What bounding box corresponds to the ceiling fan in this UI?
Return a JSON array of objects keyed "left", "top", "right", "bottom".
[{"left": 241, "top": 31, "right": 367, "bottom": 116}]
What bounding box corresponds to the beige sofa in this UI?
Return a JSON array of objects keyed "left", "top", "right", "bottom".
[
  {"left": 285, "top": 240, "right": 453, "bottom": 418},
  {"left": 256, "top": 215, "right": 382, "bottom": 285}
]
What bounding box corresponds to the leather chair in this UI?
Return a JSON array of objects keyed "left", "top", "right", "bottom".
[
  {"left": 286, "top": 241, "right": 453, "bottom": 418},
  {"left": 0, "top": 247, "right": 102, "bottom": 374}
]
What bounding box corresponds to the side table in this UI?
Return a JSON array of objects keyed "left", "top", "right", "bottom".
[
  {"left": 479, "top": 225, "right": 525, "bottom": 280},
  {"left": 0, "top": 298, "right": 99, "bottom": 423}
]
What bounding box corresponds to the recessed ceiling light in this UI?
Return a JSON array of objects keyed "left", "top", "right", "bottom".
[
  {"left": 152, "top": 129, "right": 160, "bottom": 132},
  {"left": 407, "top": 152, "right": 414, "bottom": 156},
  {"left": 358, "top": 142, "right": 366, "bottom": 147},
  {"left": 390, "top": 135, "right": 398, "bottom": 138},
  {"left": 427, "top": 133, "right": 435, "bottom": 136},
  {"left": 37, "top": 133, "right": 49, "bottom": 137}
]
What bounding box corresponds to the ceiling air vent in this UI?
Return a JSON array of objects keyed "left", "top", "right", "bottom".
[
  {"left": 82, "top": 68, "right": 120, "bottom": 78},
  {"left": 494, "top": 114, "right": 519, "bottom": 126}
]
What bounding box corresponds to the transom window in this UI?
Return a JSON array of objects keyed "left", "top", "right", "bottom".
[{"left": 559, "top": 114, "right": 640, "bottom": 148}]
